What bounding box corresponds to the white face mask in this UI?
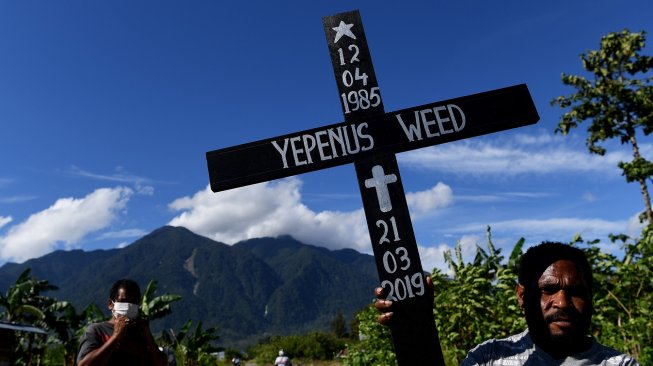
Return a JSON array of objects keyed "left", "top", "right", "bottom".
[{"left": 112, "top": 301, "right": 140, "bottom": 320}]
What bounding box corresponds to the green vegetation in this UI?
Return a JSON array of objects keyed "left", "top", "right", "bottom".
[
  {"left": 140, "top": 279, "right": 183, "bottom": 321},
  {"left": 552, "top": 29, "right": 653, "bottom": 224},
  {"left": 249, "top": 332, "right": 346, "bottom": 364},
  {"left": 4, "top": 224, "right": 649, "bottom": 365},
  {"left": 587, "top": 228, "right": 653, "bottom": 363},
  {"left": 343, "top": 226, "right": 653, "bottom": 365},
  {"left": 0, "top": 276, "right": 191, "bottom": 366},
  {"left": 0, "top": 228, "right": 379, "bottom": 349},
  {"left": 162, "top": 319, "right": 221, "bottom": 366},
  {"left": 342, "top": 304, "right": 395, "bottom": 366}
]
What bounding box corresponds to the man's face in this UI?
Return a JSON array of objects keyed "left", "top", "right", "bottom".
[
  {"left": 108, "top": 287, "right": 141, "bottom": 310},
  {"left": 518, "top": 259, "right": 592, "bottom": 347},
  {"left": 115, "top": 287, "right": 140, "bottom": 304}
]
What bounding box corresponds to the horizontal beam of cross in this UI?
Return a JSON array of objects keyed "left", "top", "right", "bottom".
[{"left": 206, "top": 84, "right": 538, "bottom": 192}]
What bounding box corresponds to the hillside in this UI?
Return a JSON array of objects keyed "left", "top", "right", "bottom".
[{"left": 0, "top": 226, "right": 378, "bottom": 347}]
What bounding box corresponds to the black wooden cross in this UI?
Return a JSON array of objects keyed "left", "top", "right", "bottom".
[{"left": 206, "top": 10, "right": 539, "bottom": 365}]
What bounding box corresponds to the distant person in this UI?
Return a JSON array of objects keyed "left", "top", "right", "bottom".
[
  {"left": 274, "top": 349, "right": 291, "bottom": 366},
  {"left": 77, "top": 278, "right": 167, "bottom": 366},
  {"left": 375, "top": 242, "right": 640, "bottom": 365},
  {"left": 231, "top": 356, "right": 241, "bottom": 365}
]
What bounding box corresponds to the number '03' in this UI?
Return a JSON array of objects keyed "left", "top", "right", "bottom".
[{"left": 376, "top": 216, "right": 400, "bottom": 244}]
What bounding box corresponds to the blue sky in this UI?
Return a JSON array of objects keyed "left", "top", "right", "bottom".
[{"left": 0, "top": 1, "right": 651, "bottom": 271}]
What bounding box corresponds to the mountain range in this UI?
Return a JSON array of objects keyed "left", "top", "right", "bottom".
[{"left": 0, "top": 226, "right": 379, "bottom": 348}]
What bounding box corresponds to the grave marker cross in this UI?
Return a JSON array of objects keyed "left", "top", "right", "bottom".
[{"left": 206, "top": 10, "right": 539, "bottom": 365}]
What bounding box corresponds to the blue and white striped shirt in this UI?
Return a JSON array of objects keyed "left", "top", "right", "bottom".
[{"left": 461, "top": 330, "right": 639, "bottom": 366}]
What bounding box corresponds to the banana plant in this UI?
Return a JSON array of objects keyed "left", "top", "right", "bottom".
[{"left": 139, "top": 279, "right": 182, "bottom": 321}]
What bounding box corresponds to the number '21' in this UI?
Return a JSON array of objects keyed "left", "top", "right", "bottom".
[{"left": 376, "top": 216, "right": 400, "bottom": 244}]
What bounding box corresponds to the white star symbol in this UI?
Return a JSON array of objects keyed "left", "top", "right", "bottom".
[{"left": 332, "top": 21, "right": 356, "bottom": 43}]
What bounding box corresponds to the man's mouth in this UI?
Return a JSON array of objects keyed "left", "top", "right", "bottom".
[
  {"left": 546, "top": 314, "right": 577, "bottom": 328},
  {"left": 551, "top": 319, "right": 574, "bottom": 327}
]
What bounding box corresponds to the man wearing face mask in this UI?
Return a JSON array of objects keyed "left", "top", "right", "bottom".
[{"left": 77, "top": 278, "right": 167, "bottom": 366}]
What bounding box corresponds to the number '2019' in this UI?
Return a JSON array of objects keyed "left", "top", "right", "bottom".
[{"left": 381, "top": 272, "right": 425, "bottom": 301}]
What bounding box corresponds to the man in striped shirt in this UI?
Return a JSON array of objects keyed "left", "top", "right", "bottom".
[
  {"left": 460, "top": 243, "right": 638, "bottom": 365},
  {"left": 376, "top": 242, "right": 639, "bottom": 365}
]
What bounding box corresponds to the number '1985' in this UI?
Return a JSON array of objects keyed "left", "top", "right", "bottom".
[{"left": 340, "top": 87, "right": 381, "bottom": 114}]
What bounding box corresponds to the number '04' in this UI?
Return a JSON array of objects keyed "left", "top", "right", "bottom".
[{"left": 376, "top": 216, "right": 400, "bottom": 244}]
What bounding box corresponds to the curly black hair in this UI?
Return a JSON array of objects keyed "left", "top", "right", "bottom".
[
  {"left": 108, "top": 278, "right": 141, "bottom": 301},
  {"left": 517, "top": 241, "right": 593, "bottom": 292}
]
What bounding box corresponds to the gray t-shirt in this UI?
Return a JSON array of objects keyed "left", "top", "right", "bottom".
[
  {"left": 461, "top": 330, "right": 639, "bottom": 366},
  {"left": 77, "top": 321, "right": 155, "bottom": 366}
]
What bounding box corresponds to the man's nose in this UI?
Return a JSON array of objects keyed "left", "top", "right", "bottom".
[{"left": 552, "top": 289, "right": 571, "bottom": 309}]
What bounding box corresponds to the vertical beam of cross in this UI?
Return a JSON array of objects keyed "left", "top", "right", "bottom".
[{"left": 323, "top": 10, "right": 445, "bottom": 365}]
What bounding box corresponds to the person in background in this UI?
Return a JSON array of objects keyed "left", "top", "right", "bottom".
[
  {"left": 274, "top": 349, "right": 291, "bottom": 366},
  {"left": 77, "top": 278, "right": 167, "bottom": 366}
]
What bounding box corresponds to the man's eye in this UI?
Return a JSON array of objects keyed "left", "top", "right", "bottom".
[
  {"left": 567, "top": 286, "right": 588, "bottom": 298},
  {"left": 540, "top": 286, "right": 558, "bottom": 294}
]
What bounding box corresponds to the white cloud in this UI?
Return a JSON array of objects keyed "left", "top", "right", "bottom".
[
  {"left": 399, "top": 133, "right": 634, "bottom": 176},
  {"left": 0, "top": 216, "right": 12, "bottom": 230},
  {"left": 448, "top": 217, "right": 634, "bottom": 251},
  {"left": 512, "top": 133, "right": 555, "bottom": 145},
  {"left": 97, "top": 228, "right": 148, "bottom": 240},
  {"left": 135, "top": 183, "right": 155, "bottom": 196},
  {"left": 419, "top": 234, "right": 478, "bottom": 273},
  {"left": 418, "top": 244, "right": 452, "bottom": 274},
  {"left": 168, "top": 178, "right": 371, "bottom": 252},
  {"left": 69, "top": 166, "right": 157, "bottom": 195},
  {"left": 167, "top": 179, "right": 459, "bottom": 263},
  {"left": 626, "top": 212, "right": 647, "bottom": 238},
  {"left": 0, "top": 178, "right": 12, "bottom": 188},
  {"left": 0, "top": 195, "right": 37, "bottom": 204},
  {"left": 0, "top": 187, "right": 132, "bottom": 263},
  {"left": 582, "top": 192, "right": 597, "bottom": 203},
  {"left": 456, "top": 191, "right": 555, "bottom": 204},
  {"left": 457, "top": 235, "right": 483, "bottom": 255},
  {"left": 168, "top": 178, "right": 457, "bottom": 253},
  {"left": 505, "top": 192, "right": 554, "bottom": 199},
  {"left": 406, "top": 182, "right": 453, "bottom": 216},
  {"left": 416, "top": 212, "right": 648, "bottom": 272},
  {"left": 455, "top": 194, "right": 507, "bottom": 203}
]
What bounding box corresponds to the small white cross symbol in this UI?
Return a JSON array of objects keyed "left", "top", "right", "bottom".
[{"left": 365, "top": 165, "right": 397, "bottom": 212}]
